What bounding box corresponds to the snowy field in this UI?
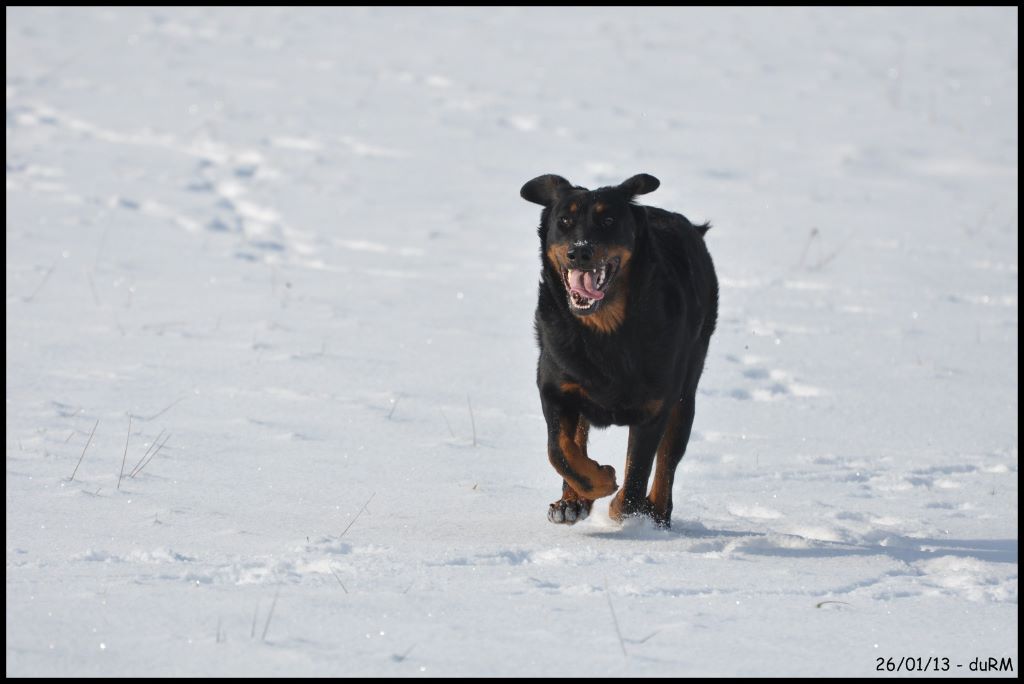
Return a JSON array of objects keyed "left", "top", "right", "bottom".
[{"left": 5, "top": 7, "right": 1018, "bottom": 677}]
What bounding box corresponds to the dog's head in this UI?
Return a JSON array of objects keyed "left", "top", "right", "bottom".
[{"left": 521, "top": 173, "right": 659, "bottom": 318}]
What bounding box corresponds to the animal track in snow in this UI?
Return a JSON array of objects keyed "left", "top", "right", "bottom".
[{"left": 719, "top": 353, "right": 823, "bottom": 401}]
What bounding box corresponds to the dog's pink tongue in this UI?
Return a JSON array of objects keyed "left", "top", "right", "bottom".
[{"left": 568, "top": 269, "right": 604, "bottom": 300}]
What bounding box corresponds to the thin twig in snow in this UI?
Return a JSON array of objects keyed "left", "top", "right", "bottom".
[
  {"left": 809, "top": 247, "right": 844, "bottom": 271},
  {"left": 116, "top": 415, "right": 132, "bottom": 490},
  {"left": 467, "top": 395, "right": 477, "bottom": 447},
  {"left": 604, "top": 580, "right": 627, "bottom": 658},
  {"left": 69, "top": 419, "right": 99, "bottom": 481},
  {"left": 86, "top": 269, "right": 101, "bottom": 307},
  {"left": 131, "top": 433, "right": 170, "bottom": 479},
  {"left": 251, "top": 603, "right": 259, "bottom": 639},
  {"left": 329, "top": 566, "right": 349, "bottom": 594},
  {"left": 94, "top": 219, "right": 110, "bottom": 271},
  {"left": 339, "top": 492, "right": 376, "bottom": 539},
  {"left": 796, "top": 227, "right": 819, "bottom": 268},
  {"left": 23, "top": 263, "right": 55, "bottom": 303},
  {"left": 439, "top": 408, "right": 455, "bottom": 438},
  {"left": 391, "top": 644, "right": 416, "bottom": 663},
  {"left": 387, "top": 394, "right": 402, "bottom": 420},
  {"left": 135, "top": 396, "right": 186, "bottom": 422},
  {"left": 128, "top": 428, "right": 165, "bottom": 477},
  {"left": 261, "top": 589, "right": 280, "bottom": 642},
  {"left": 815, "top": 600, "right": 852, "bottom": 609},
  {"left": 808, "top": 230, "right": 857, "bottom": 272}
]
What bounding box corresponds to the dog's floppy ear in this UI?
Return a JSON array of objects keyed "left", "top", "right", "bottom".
[
  {"left": 619, "top": 173, "right": 660, "bottom": 198},
  {"left": 521, "top": 174, "right": 573, "bottom": 207}
]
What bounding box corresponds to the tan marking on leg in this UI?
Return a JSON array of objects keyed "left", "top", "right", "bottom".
[
  {"left": 574, "top": 415, "right": 590, "bottom": 459},
  {"left": 557, "top": 486, "right": 593, "bottom": 507},
  {"left": 644, "top": 398, "right": 664, "bottom": 416},
  {"left": 559, "top": 435, "right": 592, "bottom": 507},
  {"left": 609, "top": 485, "right": 653, "bottom": 521},
  {"left": 550, "top": 414, "right": 617, "bottom": 499},
  {"left": 608, "top": 488, "right": 627, "bottom": 521},
  {"left": 649, "top": 403, "right": 684, "bottom": 520}
]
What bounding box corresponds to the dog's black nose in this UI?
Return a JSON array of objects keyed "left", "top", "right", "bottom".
[{"left": 567, "top": 244, "right": 594, "bottom": 266}]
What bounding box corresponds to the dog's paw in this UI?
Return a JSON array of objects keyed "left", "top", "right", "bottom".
[
  {"left": 585, "top": 464, "right": 618, "bottom": 498},
  {"left": 608, "top": 491, "right": 654, "bottom": 522},
  {"left": 607, "top": 495, "right": 673, "bottom": 528},
  {"left": 548, "top": 498, "right": 593, "bottom": 525},
  {"left": 650, "top": 512, "right": 672, "bottom": 529}
]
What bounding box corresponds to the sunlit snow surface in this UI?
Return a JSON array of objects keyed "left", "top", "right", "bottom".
[{"left": 6, "top": 7, "right": 1017, "bottom": 677}]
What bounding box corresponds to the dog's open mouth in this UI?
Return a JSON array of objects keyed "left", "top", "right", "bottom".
[{"left": 561, "top": 257, "right": 621, "bottom": 313}]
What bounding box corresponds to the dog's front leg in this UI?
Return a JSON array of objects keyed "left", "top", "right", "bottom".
[
  {"left": 548, "top": 479, "right": 595, "bottom": 524},
  {"left": 541, "top": 393, "right": 618, "bottom": 501},
  {"left": 608, "top": 413, "right": 669, "bottom": 522}
]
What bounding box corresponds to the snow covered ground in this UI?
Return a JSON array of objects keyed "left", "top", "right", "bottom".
[{"left": 6, "top": 6, "right": 1017, "bottom": 677}]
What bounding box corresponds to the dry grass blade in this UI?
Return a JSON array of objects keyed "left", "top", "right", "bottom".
[
  {"left": 86, "top": 269, "right": 101, "bottom": 306},
  {"left": 69, "top": 418, "right": 99, "bottom": 481},
  {"left": 339, "top": 492, "right": 376, "bottom": 539},
  {"left": 604, "top": 579, "right": 627, "bottom": 658},
  {"left": 261, "top": 589, "right": 280, "bottom": 642},
  {"left": 329, "top": 566, "right": 349, "bottom": 594},
  {"left": 128, "top": 428, "right": 165, "bottom": 478},
  {"left": 815, "top": 600, "right": 852, "bottom": 609},
  {"left": 467, "top": 395, "right": 477, "bottom": 446},
  {"left": 387, "top": 394, "right": 402, "bottom": 420},
  {"left": 391, "top": 644, "right": 416, "bottom": 663},
  {"left": 251, "top": 603, "right": 259, "bottom": 639},
  {"left": 116, "top": 415, "right": 132, "bottom": 490},
  {"left": 796, "top": 227, "right": 819, "bottom": 268},
  {"left": 23, "top": 263, "right": 55, "bottom": 303},
  {"left": 439, "top": 407, "right": 455, "bottom": 438},
  {"left": 131, "top": 433, "right": 171, "bottom": 479},
  {"left": 135, "top": 397, "right": 186, "bottom": 422}
]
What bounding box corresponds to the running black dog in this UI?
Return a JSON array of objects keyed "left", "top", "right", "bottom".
[{"left": 521, "top": 173, "right": 718, "bottom": 528}]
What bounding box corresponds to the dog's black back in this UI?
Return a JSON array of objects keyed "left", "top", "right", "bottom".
[{"left": 522, "top": 173, "right": 717, "bottom": 527}]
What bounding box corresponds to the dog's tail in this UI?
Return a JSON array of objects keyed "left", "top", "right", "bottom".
[{"left": 696, "top": 221, "right": 712, "bottom": 236}]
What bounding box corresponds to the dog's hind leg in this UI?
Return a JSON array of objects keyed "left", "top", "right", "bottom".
[{"left": 548, "top": 418, "right": 595, "bottom": 524}]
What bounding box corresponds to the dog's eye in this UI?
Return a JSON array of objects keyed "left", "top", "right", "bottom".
[
  {"left": 558, "top": 216, "right": 573, "bottom": 228},
  {"left": 602, "top": 217, "right": 615, "bottom": 227}
]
